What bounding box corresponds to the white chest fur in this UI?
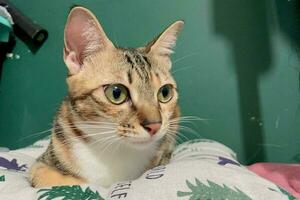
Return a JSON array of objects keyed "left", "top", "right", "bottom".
[{"left": 72, "top": 139, "right": 157, "bottom": 188}]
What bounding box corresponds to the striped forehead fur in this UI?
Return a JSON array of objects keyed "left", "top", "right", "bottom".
[{"left": 123, "top": 49, "right": 152, "bottom": 83}]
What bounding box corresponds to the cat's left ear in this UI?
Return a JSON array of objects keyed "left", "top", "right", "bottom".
[{"left": 145, "top": 20, "right": 184, "bottom": 57}]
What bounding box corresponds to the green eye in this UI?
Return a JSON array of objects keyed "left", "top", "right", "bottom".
[
  {"left": 158, "top": 84, "right": 174, "bottom": 103},
  {"left": 104, "top": 84, "right": 129, "bottom": 105}
]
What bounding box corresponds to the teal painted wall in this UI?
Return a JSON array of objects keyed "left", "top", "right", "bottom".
[{"left": 0, "top": 0, "right": 299, "bottom": 164}]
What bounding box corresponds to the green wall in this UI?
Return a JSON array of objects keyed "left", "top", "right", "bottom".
[{"left": 0, "top": 0, "right": 299, "bottom": 164}]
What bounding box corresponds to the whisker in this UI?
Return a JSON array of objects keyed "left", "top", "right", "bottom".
[
  {"left": 173, "top": 50, "right": 202, "bottom": 64},
  {"left": 172, "top": 64, "right": 202, "bottom": 74},
  {"left": 170, "top": 116, "right": 211, "bottom": 122},
  {"left": 174, "top": 132, "right": 190, "bottom": 143},
  {"left": 74, "top": 121, "right": 117, "bottom": 125},
  {"left": 89, "top": 134, "right": 117, "bottom": 147},
  {"left": 167, "top": 126, "right": 193, "bottom": 142},
  {"left": 98, "top": 136, "right": 120, "bottom": 156},
  {"left": 19, "top": 128, "right": 52, "bottom": 141},
  {"left": 110, "top": 137, "right": 123, "bottom": 156},
  {"left": 257, "top": 143, "right": 283, "bottom": 148},
  {"left": 179, "top": 134, "right": 191, "bottom": 142},
  {"left": 70, "top": 126, "right": 115, "bottom": 131},
  {"left": 165, "top": 134, "right": 177, "bottom": 144},
  {"left": 178, "top": 128, "right": 201, "bottom": 138},
  {"left": 58, "top": 121, "right": 117, "bottom": 135},
  {"left": 71, "top": 131, "right": 117, "bottom": 139}
]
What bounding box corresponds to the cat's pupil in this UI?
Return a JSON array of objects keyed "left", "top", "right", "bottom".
[
  {"left": 162, "top": 87, "right": 169, "bottom": 97},
  {"left": 113, "top": 87, "right": 121, "bottom": 99}
]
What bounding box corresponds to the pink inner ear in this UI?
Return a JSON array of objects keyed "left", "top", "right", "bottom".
[
  {"left": 64, "top": 49, "right": 81, "bottom": 75},
  {"left": 63, "top": 7, "right": 115, "bottom": 75},
  {"left": 64, "top": 10, "right": 95, "bottom": 64}
]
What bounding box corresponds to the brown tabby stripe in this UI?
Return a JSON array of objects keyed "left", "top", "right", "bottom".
[
  {"left": 124, "top": 51, "right": 145, "bottom": 81},
  {"left": 89, "top": 95, "right": 109, "bottom": 112},
  {"left": 68, "top": 87, "right": 99, "bottom": 101},
  {"left": 54, "top": 121, "right": 67, "bottom": 144},
  {"left": 125, "top": 54, "right": 134, "bottom": 66},
  {"left": 39, "top": 140, "right": 77, "bottom": 177},
  {"left": 69, "top": 97, "right": 102, "bottom": 119},
  {"left": 127, "top": 70, "right": 132, "bottom": 84},
  {"left": 139, "top": 53, "right": 151, "bottom": 79},
  {"left": 133, "top": 53, "right": 143, "bottom": 64},
  {"left": 48, "top": 143, "right": 73, "bottom": 175},
  {"left": 68, "top": 98, "right": 88, "bottom": 119},
  {"left": 142, "top": 56, "right": 151, "bottom": 67},
  {"left": 155, "top": 72, "right": 160, "bottom": 80},
  {"left": 133, "top": 53, "right": 150, "bottom": 81},
  {"left": 133, "top": 64, "right": 144, "bottom": 81},
  {"left": 66, "top": 115, "right": 89, "bottom": 142},
  {"left": 30, "top": 179, "right": 36, "bottom": 187}
]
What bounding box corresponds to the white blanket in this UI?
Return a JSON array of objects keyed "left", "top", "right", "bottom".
[{"left": 0, "top": 138, "right": 296, "bottom": 200}]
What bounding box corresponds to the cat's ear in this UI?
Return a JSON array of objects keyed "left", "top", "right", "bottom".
[
  {"left": 63, "top": 7, "right": 114, "bottom": 75},
  {"left": 145, "top": 20, "right": 184, "bottom": 57}
]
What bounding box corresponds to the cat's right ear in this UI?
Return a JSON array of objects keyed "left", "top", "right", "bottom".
[
  {"left": 145, "top": 21, "right": 184, "bottom": 57},
  {"left": 63, "top": 7, "right": 114, "bottom": 75}
]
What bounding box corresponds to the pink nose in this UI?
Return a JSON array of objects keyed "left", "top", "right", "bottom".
[{"left": 142, "top": 122, "right": 162, "bottom": 136}]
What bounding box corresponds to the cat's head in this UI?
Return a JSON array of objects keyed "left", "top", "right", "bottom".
[{"left": 63, "top": 7, "right": 183, "bottom": 148}]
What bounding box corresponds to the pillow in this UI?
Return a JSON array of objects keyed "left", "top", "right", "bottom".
[{"left": 0, "top": 138, "right": 296, "bottom": 200}]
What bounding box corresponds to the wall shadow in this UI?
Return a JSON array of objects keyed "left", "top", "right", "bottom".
[
  {"left": 274, "top": 0, "right": 300, "bottom": 162},
  {"left": 213, "top": 0, "right": 272, "bottom": 164}
]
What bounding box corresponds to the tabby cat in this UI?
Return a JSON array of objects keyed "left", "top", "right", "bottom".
[{"left": 29, "top": 6, "right": 183, "bottom": 188}]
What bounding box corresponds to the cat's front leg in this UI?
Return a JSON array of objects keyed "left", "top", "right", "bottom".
[{"left": 28, "top": 162, "right": 85, "bottom": 188}]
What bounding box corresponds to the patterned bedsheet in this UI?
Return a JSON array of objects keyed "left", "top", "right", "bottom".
[{"left": 0, "top": 138, "right": 296, "bottom": 200}]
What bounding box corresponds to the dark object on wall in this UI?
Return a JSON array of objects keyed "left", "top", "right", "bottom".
[
  {"left": 0, "top": 0, "right": 48, "bottom": 52},
  {"left": 0, "top": 35, "right": 15, "bottom": 82}
]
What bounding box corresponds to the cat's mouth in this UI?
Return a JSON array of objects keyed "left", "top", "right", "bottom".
[
  {"left": 123, "top": 132, "right": 166, "bottom": 147},
  {"left": 119, "top": 127, "right": 166, "bottom": 147}
]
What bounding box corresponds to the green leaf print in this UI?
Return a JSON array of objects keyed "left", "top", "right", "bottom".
[
  {"left": 278, "top": 186, "right": 297, "bottom": 200},
  {"left": 37, "top": 185, "right": 104, "bottom": 200},
  {"left": 0, "top": 175, "right": 5, "bottom": 182},
  {"left": 177, "top": 178, "right": 252, "bottom": 200}
]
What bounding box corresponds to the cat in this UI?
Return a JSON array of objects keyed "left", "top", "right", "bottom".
[{"left": 28, "top": 6, "right": 183, "bottom": 188}]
